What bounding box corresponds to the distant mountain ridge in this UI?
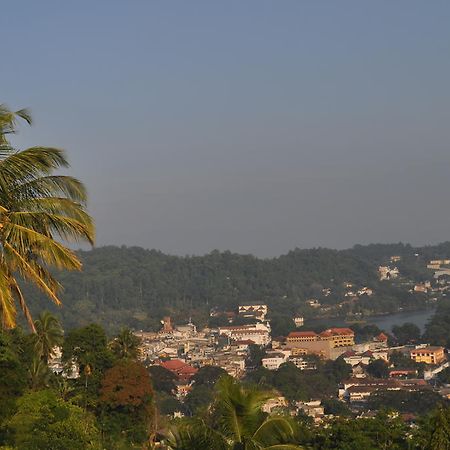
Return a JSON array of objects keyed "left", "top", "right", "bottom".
[{"left": 24, "top": 242, "right": 450, "bottom": 333}]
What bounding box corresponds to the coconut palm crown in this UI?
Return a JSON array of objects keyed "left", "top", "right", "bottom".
[
  {"left": 166, "top": 376, "right": 303, "bottom": 450},
  {"left": 0, "top": 105, "right": 94, "bottom": 331}
]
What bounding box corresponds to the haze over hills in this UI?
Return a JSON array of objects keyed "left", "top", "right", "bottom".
[{"left": 25, "top": 241, "right": 450, "bottom": 333}]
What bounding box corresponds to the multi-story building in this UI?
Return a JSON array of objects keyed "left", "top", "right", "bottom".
[
  {"left": 319, "top": 328, "right": 355, "bottom": 348},
  {"left": 218, "top": 323, "right": 271, "bottom": 346},
  {"left": 286, "top": 328, "right": 354, "bottom": 348},
  {"left": 286, "top": 331, "right": 318, "bottom": 343},
  {"left": 262, "top": 352, "right": 288, "bottom": 370},
  {"left": 289, "top": 356, "right": 316, "bottom": 370},
  {"left": 238, "top": 304, "right": 268, "bottom": 321},
  {"left": 410, "top": 346, "right": 445, "bottom": 365}
]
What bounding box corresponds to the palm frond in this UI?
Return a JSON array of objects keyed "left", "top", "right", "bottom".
[
  {"left": 11, "top": 176, "right": 88, "bottom": 203},
  {"left": 10, "top": 278, "right": 36, "bottom": 332},
  {"left": 0, "top": 267, "right": 16, "bottom": 329},
  {"left": 0, "top": 106, "right": 94, "bottom": 331},
  {"left": 253, "top": 417, "right": 300, "bottom": 448}
]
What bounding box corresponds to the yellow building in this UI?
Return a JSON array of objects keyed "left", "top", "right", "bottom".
[
  {"left": 410, "top": 347, "right": 445, "bottom": 365},
  {"left": 287, "top": 328, "right": 355, "bottom": 348},
  {"left": 286, "top": 331, "right": 318, "bottom": 343},
  {"left": 319, "top": 328, "right": 355, "bottom": 348}
]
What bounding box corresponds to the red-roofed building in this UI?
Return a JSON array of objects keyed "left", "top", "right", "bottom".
[
  {"left": 376, "top": 332, "right": 388, "bottom": 343},
  {"left": 410, "top": 347, "right": 445, "bottom": 365},
  {"left": 319, "top": 328, "right": 355, "bottom": 347},
  {"left": 159, "top": 359, "right": 198, "bottom": 383},
  {"left": 287, "top": 331, "right": 318, "bottom": 343},
  {"left": 287, "top": 328, "right": 355, "bottom": 348}
]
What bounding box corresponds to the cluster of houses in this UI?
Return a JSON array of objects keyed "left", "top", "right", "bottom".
[
  {"left": 47, "top": 254, "right": 450, "bottom": 421},
  {"left": 135, "top": 304, "right": 274, "bottom": 395},
  {"left": 125, "top": 298, "right": 449, "bottom": 421},
  {"left": 130, "top": 255, "right": 449, "bottom": 419}
]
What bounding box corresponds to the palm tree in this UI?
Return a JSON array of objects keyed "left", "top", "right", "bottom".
[
  {"left": 110, "top": 327, "right": 142, "bottom": 360},
  {"left": 0, "top": 105, "right": 31, "bottom": 145},
  {"left": 33, "top": 311, "right": 64, "bottom": 363},
  {"left": 28, "top": 356, "right": 51, "bottom": 390},
  {"left": 166, "top": 377, "right": 303, "bottom": 450},
  {"left": 0, "top": 105, "right": 94, "bottom": 331}
]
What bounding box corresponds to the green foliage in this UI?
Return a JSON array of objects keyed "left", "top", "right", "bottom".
[
  {"left": 148, "top": 365, "right": 177, "bottom": 395},
  {"left": 110, "top": 327, "right": 141, "bottom": 360},
  {"left": 313, "top": 411, "right": 409, "bottom": 450},
  {"left": 246, "top": 358, "right": 351, "bottom": 402},
  {"left": 392, "top": 322, "right": 421, "bottom": 345},
  {"left": 166, "top": 377, "right": 302, "bottom": 449},
  {"left": 246, "top": 344, "right": 267, "bottom": 368},
  {"left": 321, "top": 398, "right": 352, "bottom": 417},
  {"left": 0, "top": 105, "right": 94, "bottom": 331},
  {"left": 366, "top": 359, "right": 390, "bottom": 379},
  {"left": 413, "top": 406, "right": 450, "bottom": 450},
  {"left": 424, "top": 299, "right": 450, "bottom": 347},
  {"left": 192, "top": 365, "right": 229, "bottom": 387},
  {"left": 351, "top": 323, "right": 382, "bottom": 343},
  {"left": 62, "top": 323, "right": 114, "bottom": 372},
  {"left": 22, "top": 241, "right": 449, "bottom": 333},
  {"left": 0, "top": 331, "right": 27, "bottom": 440},
  {"left": 368, "top": 390, "right": 447, "bottom": 415},
  {"left": 62, "top": 324, "right": 115, "bottom": 407},
  {"left": 156, "top": 392, "right": 185, "bottom": 416},
  {"left": 32, "top": 311, "right": 63, "bottom": 363},
  {"left": 183, "top": 366, "right": 231, "bottom": 415},
  {"left": 28, "top": 357, "right": 52, "bottom": 390},
  {"left": 184, "top": 384, "right": 215, "bottom": 415},
  {"left": 7, "top": 390, "right": 100, "bottom": 450},
  {"left": 438, "top": 367, "right": 450, "bottom": 385}
]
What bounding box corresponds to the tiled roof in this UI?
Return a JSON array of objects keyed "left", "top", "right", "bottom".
[
  {"left": 288, "top": 331, "right": 317, "bottom": 338},
  {"left": 410, "top": 346, "right": 444, "bottom": 354},
  {"left": 160, "top": 359, "right": 187, "bottom": 370},
  {"left": 325, "top": 327, "right": 355, "bottom": 336}
]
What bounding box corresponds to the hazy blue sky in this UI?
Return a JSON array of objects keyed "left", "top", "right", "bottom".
[{"left": 3, "top": 1, "right": 450, "bottom": 256}]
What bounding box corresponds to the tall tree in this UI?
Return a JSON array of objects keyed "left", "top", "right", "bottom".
[
  {"left": 110, "top": 327, "right": 141, "bottom": 360},
  {"left": 0, "top": 105, "right": 94, "bottom": 331},
  {"left": 33, "top": 311, "right": 63, "bottom": 363}
]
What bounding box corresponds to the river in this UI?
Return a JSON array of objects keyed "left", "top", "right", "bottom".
[{"left": 305, "top": 307, "right": 436, "bottom": 333}]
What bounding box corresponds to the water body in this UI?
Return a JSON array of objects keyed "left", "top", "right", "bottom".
[
  {"left": 366, "top": 308, "right": 436, "bottom": 333},
  {"left": 305, "top": 307, "right": 436, "bottom": 334}
]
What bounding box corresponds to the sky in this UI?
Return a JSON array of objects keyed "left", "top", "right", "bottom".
[{"left": 2, "top": 1, "right": 450, "bottom": 256}]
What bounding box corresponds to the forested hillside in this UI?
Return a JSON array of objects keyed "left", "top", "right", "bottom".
[{"left": 25, "top": 242, "right": 450, "bottom": 333}]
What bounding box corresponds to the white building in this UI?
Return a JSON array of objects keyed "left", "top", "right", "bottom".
[
  {"left": 262, "top": 352, "right": 288, "bottom": 370},
  {"left": 289, "top": 356, "right": 316, "bottom": 370},
  {"left": 378, "top": 266, "right": 399, "bottom": 281},
  {"left": 238, "top": 304, "right": 268, "bottom": 321},
  {"left": 219, "top": 323, "right": 271, "bottom": 346}
]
